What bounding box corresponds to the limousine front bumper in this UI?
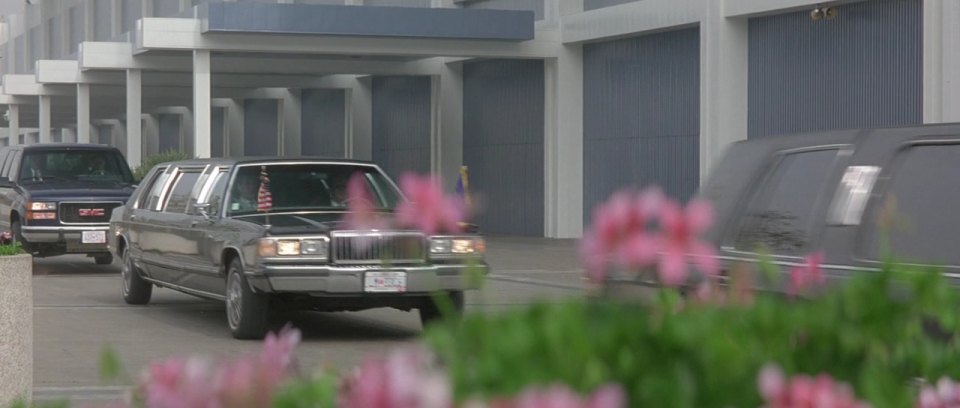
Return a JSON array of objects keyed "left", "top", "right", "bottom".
[{"left": 247, "top": 263, "right": 489, "bottom": 295}]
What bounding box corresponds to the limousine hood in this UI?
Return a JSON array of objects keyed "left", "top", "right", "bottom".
[
  {"left": 240, "top": 212, "right": 394, "bottom": 235},
  {"left": 23, "top": 181, "right": 137, "bottom": 200}
]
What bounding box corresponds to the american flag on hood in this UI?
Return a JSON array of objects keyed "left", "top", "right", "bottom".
[{"left": 257, "top": 166, "right": 272, "bottom": 213}]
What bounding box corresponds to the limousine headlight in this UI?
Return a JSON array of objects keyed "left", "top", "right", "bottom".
[
  {"left": 257, "top": 238, "right": 328, "bottom": 259},
  {"left": 429, "top": 237, "right": 485, "bottom": 256}
]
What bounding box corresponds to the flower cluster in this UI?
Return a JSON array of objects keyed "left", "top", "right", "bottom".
[
  {"left": 758, "top": 364, "right": 870, "bottom": 408},
  {"left": 917, "top": 377, "right": 960, "bottom": 408},
  {"left": 339, "top": 346, "right": 451, "bottom": 408},
  {"left": 135, "top": 325, "right": 301, "bottom": 408},
  {"left": 465, "top": 384, "right": 626, "bottom": 408},
  {"left": 788, "top": 252, "right": 826, "bottom": 297},
  {"left": 343, "top": 172, "right": 466, "bottom": 235},
  {"left": 581, "top": 186, "right": 717, "bottom": 286}
]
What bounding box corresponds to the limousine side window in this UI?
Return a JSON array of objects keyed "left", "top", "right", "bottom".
[
  {"left": 144, "top": 168, "right": 174, "bottom": 211},
  {"left": 857, "top": 144, "right": 960, "bottom": 266},
  {"left": 727, "top": 148, "right": 841, "bottom": 254},
  {"left": 136, "top": 166, "right": 167, "bottom": 209},
  {"left": 201, "top": 170, "right": 229, "bottom": 217},
  {"left": 163, "top": 169, "right": 203, "bottom": 213}
]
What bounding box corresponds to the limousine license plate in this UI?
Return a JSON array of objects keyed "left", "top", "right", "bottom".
[
  {"left": 81, "top": 231, "right": 106, "bottom": 244},
  {"left": 364, "top": 271, "right": 407, "bottom": 293}
]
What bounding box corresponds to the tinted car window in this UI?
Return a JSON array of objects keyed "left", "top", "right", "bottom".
[
  {"left": 858, "top": 144, "right": 960, "bottom": 266},
  {"left": 18, "top": 150, "right": 133, "bottom": 184},
  {"left": 203, "top": 171, "right": 229, "bottom": 217},
  {"left": 227, "top": 164, "right": 401, "bottom": 216},
  {"left": 163, "top": 170, "right": 203, "bottom": 213},
  {"left": 727, "top": 149, "right": 841, "bottom": 254},
  {"left": 145, "top": 170, "right": 173, "bottom": 211},
  {"left": 136, "top": 166, "right": 167, "bottom": 209}
]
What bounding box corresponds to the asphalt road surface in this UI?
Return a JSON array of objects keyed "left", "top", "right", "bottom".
[{"left": 30, "top": 237, "right": 585, "bottom": 403}]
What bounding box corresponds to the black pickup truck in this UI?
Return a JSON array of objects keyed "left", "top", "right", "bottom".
[{"left": 0, "top": 144, "right": 137, "bottom": 264}]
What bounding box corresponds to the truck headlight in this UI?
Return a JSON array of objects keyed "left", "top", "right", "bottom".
[{"left": 29, "top": 202, "right": 56, "bottom": 211}]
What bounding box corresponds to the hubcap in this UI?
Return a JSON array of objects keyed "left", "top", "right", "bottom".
[
  {"left": 227, "top": 271, "right": 243, "bottom": 328},
  {"left": 121, "top": 255, "right": 132, "bottom": 295}
]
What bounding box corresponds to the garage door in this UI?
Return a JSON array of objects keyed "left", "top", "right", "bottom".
[
  {"left": 583, "top": 28, "right": 700, "bottom": 224},
  {"left": 463, "top": 59, "right": 544, "bottom": 236},
  {"left": 749, "top": 0, "right": 921, "bottom": 138},
  {"left": 372, "top": 76, "right": 432, "bottom": 179}
]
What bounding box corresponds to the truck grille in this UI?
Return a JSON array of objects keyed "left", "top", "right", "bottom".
[
  {"left": 330, "top": 232, "right": 426, "bottom": 264},
  {"left": 59, "top": 202, "right": 122, "bottom": 224}
]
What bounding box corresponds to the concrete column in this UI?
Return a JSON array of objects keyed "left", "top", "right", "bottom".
[
  {"left": 281, "top": 89, "right": 302, "bottom": 157},
  {"left": 349, "top": 76, "right": 373, "bottom": 160},
  {"left": 225, "top": 99, "right": 245, "bottom": 157},
  {"left": 179, "top": 0, "right": 192, "bottom": 14},
  {"left": 0, "top": 254, "right": 33, "bottom": 407},
  {"left": 38, "top": 95, "right": 51, "bottom": 143},
  {"left": 77, "top": 83, "right": 91, "bottom": 143},
  {"left": 438, "top": 62, "right": 463, "bottom": 191},
  {"left": 112, "top": 0, "right": 123, "bottom": 38},
  {"left": 8, "top": 105, "right": 19, "bottom": 146},
  {"left": 126, "top": 69, "right": 142, "bottom": 166},
  {"left": 142, "top": 114, "right": 159, "bottom": 157},
  {"left": 544, "top": 45, "right": 584, "bottom": 239},
  {"left": 699, "top": 0, "right": 748, "bottom": 183},
  {"left": 84, "top": 0, "right": 95, "bottom": 41},
  {"left": 62, "top": 128, "right": 77, "bottom": 143},
  {"left": 193, "top": 50, "right": 212, "bottom": 158},
  {"left": 923, "top": 0, "right": 960, "bottom": 123}
]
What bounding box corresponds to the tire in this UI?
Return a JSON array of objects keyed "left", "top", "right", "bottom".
[
  {"left": 120, "top": 248, "right": 152, "bottom": 305},
  {"left": 95, "top": 254, "right": 114, "bottom": 265},
  {"left": 225, "top": 258, "right": 269, "bottom": 339},
  {"left": 419, "top": 291, "right": 465, "bottom": 328},
  {"left": 11, "top": 219, "right": 28, "bottom": 252}
]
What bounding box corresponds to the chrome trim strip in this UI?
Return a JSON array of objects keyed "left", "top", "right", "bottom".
[
  {"left": 142, "top": 276, "right": 226, "bottom": 301},
  {"left": 22, "top": 225, "right": 110, "bottom": 231}
]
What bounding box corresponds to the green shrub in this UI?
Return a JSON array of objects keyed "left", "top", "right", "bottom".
[
  {"left": 0, "top": 242, "right": 25, "bottom": 256},
  {"left": 423, "top": 260, "right": 960, "bottom": 408},
  {"left": 132, "top": 150, "right": 193, "bottom": 181}
]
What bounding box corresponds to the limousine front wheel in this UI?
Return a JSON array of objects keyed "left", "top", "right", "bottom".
[
  {"left": 226, "top": 259, "right": 269, "bottom": 339},
  {"left": 121, "top": 249, "right": 152, "bottom": 305}
]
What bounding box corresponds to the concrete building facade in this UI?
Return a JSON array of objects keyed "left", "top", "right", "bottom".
[{"left": 0, "top": 0, "right": 947, "bottom": 238}]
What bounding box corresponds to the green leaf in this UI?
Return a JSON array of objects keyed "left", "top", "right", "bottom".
[{"left": 99, "top": 345, "right": 123, "bottom": 382}]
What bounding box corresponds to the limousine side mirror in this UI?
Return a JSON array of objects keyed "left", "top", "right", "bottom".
[{"left": 194, "top": 203, "right": 212, "bottom": 220}]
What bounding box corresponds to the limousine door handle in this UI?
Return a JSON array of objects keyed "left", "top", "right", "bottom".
[{"left": 190, "top": 220, "right": 199, "bottom": 228}]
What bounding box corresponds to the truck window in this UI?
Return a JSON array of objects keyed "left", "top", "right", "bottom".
[
  {"left": 727, "top": 148, "right": 842, "bottom": 254},
  {"left": 857, "top": 143, "right": 960, "bottom": 267},
  {"left": 18, "top": 150, "right": 134, "bottom": 184}
]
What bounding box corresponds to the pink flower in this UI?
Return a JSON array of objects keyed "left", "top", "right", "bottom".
[
  {"left": 136, "top": 327, "right": 302, "bottom": 408},
  {"left": 343, "top": 172, "right": 389, "bottom": 231},
  {"left": 468, "top": 384, "right": 626, "bottom": 408},
  {"left": 581, "top": 187, "right": 664, "bottom": 282},
  {"left": 758, "top": 364, "right": 870, "bottom": 408},
  {"left": 339, "top": 346, "right": 451, "bottom": 408},
  {"left": 916, "top": 377, "right": 960, "bottom": 408},
  {"left": 394, "top": 173, "right": 465, "bottom": 235},
  {"left": 658, "top": 198, "right": 718, "bottom": 286},
  {"left": 788, "top": 252, "right": 825, "bottom": 297}
]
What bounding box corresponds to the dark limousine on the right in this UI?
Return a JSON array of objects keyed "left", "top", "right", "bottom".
[{"left": 698, "top": 123, "right": 960, "bottom": 289}]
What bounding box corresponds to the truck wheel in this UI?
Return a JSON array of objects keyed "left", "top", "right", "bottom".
[
  {"left": 121, "top": 249, "right": 152, "bottom": 305},
  {"left": 225, "top": 258, "right": 269, "bottom": 339},
  {"left": 95, "top": 254, "right": 114, "bottom": 265},
  {"left": 419, "top": 291, "right": 465, "bottom": 328}
]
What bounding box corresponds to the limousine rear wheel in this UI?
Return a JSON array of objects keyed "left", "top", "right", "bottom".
[
  {"left": 121, "top": 249, "right": 152, "bottom": 305},
  {"left": 226, "top": 258, "right": 269, "bottom": 339}
]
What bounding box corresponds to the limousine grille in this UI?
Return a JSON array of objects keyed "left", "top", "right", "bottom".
[
  {"left": 59, "top": 202, "right": 123, "bottom": 224},
  {"left": 330, "top": 232, "right": 426, "bottom": 264}
]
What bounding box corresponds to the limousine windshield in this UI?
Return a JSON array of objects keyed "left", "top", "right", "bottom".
[{"left": 227, "top": 163, "right": 401, "bottom": 216}]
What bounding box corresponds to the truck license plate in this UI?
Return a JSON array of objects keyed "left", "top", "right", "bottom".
[
  {"left": 364, "top": 271, "right": 407, "bottom": 293},
  {"left": 81, "top": 231, "right": 106, "bottom": 244}
]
